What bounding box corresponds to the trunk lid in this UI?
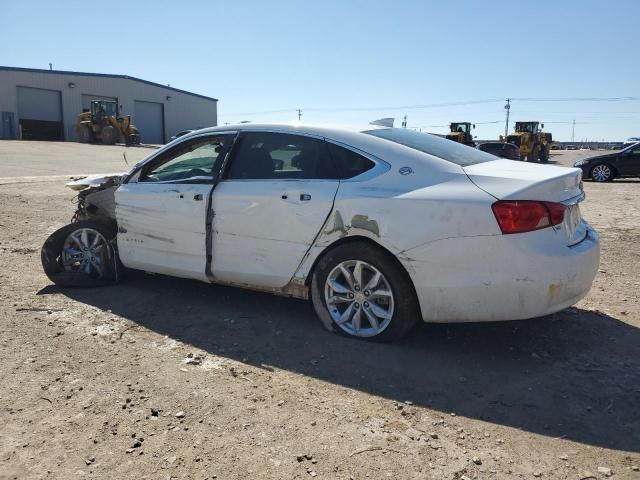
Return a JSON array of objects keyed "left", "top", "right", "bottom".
[
  {"left": 463, "top": 159, "right": 583, "bottom": 203},
  {"left": 464, "top": 159, "right": 587, "bottom": 246}
]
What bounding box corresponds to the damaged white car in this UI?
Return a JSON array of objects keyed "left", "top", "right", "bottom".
[{"left": 42, "top": 124, "right": 600, "bottom": 341}]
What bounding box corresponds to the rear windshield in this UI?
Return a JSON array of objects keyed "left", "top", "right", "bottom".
[{"left": 363, "top": 128, "right": 496, "bottom": 167}]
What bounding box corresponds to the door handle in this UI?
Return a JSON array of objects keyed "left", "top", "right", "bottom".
[
  {"left": 194, "top": 193, "right": 203, "bottom": 201},
  {"left": 300, "top": 193, "right": 311, "bottom": 201}
]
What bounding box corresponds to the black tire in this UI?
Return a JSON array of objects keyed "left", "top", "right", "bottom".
[
  {"left": 527, "top": 145, "right": 540, "bottom": 162},
  {"left": 590, "top": 163, "right": 614, "bottom": 182},
  {"left": 540, "top": 145, "right": 550, "bottom": 163},
  {"left": 310, "top": 242, "right": 420, "bottom": 342},
  {"left": 41, "top": 220, "right": 123, "bottom": 288},
  {"left": 101, "top": 126, "right": 118, "bottom": 145},
  {"left": 78, "top": 126, "right": 94, "bottom": 143}
]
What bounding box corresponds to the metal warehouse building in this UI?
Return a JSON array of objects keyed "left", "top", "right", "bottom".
[{"left": 0, "top": 66, "right": 218, "bottom": 144}]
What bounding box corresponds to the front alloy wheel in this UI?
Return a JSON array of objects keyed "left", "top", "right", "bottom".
[
  {"left": 591, "top": 164, "right": 612, "bottom": 182},
  {"left": 41, "top": 219, "right": 121, "bottom": 287},
  {"left": 61, "top": 228, "right": 109, "bottom": 278},
  {"left": 324, "top": 260, "right": 395, "bottom": 338}
]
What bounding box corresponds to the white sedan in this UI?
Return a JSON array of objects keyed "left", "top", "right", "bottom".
[{"left": 42, "top": 124, "right": 600, "bottom": 342}]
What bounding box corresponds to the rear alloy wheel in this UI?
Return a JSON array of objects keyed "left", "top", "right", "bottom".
[
  {"left": 590, "top": 163, "right": 613, "bottom": 182},
  {"left": 311, "top": 243, "right": 419, "bottom": 342},
  {"left": 325, "top": 260, "right": 394, "bottom": 338}
]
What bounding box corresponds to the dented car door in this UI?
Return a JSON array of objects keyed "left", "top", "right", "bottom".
[
  {"left": 210, "top": 131, "right": 339, "bottom": 288},
  {"left": 115, "top": 134, "right": 233, "bottom": 281}
]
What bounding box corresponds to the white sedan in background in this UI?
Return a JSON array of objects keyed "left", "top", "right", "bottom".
[{"left": 42, "top": 124, "right": 600, "bottom": 342}]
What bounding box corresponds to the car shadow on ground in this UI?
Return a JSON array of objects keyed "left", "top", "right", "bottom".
[{"left": 40, "top": 271, "right": 640, "bottom": 453}]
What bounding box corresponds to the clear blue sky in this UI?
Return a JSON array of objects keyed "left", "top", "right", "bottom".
[{"left": 2, "top": 0, "right": 638, "bottom": 141}]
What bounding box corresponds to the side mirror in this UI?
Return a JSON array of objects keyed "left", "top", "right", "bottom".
[
  {"left": 472, "top": 124, "right": 476, "bottom": 129},
  {"left": 541, "top": 123, "right": 545, "bottom": 129}
]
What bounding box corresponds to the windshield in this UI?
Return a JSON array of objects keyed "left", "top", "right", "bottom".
[{"left": 363, "top": 128, "right": 496, "bottom": 167}]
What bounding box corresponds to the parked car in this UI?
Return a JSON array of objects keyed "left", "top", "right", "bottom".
[
  {"left": 41, "top": 124, "right": 599, "bottom": 342},
  {"left": 169, "top": 129, "right": 195, "bottom": 141},
  {"left": 574, "top": 141, "right": 640, "bottom": 182},
  {"left": 566, "top": 145, "right": 578, "bottom": 150},
  {"left": 477, "top": 142, "right": 520, "bottom": 160}
]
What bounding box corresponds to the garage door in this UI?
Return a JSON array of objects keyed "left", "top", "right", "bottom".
[
  {"left": 134, "top": 100, "right": 164, "bottom": 144},
  {"left": 17, "top": 86, "right": 63, "bottom": 141}
]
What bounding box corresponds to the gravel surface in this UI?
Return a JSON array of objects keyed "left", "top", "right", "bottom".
[{"left": 0, "top": 142, "right": 638, "bottom": 479}]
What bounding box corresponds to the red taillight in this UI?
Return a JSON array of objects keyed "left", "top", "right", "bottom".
[{"left": 492, "top": 200, "right": 567, "bottom": 234}]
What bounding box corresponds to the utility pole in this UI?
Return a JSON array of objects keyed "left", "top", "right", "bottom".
[
  {"left": 402, "top": 115, "right": 407, "bottom": 128},
  {"left": 296, "top": 109, "right": 302, "bottom": 121},
  {"left": 504, "top": 98, "right": 511, "bottom": 137},
  {"left": 571, "top": 119, "right": 576, "bottom": 142}
]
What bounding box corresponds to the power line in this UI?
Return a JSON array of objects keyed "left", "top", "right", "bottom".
[
  {"left": 222, "top": 96, "right": 640, "bottom": 117},
  {"left": 223, "top": 99, "right": 504, "bottom": 116},
  {"left": 512, "top": 96, "right": 640, "bottom": 102}
]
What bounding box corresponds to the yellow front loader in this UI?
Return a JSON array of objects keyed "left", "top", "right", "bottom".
[
  {"left": 445, "top": 122, "right": 476, "bottom": 147},
  {"left": 502, "top": 121, "right": 553, "bottom": 162},
  {"left": 77, "top": 101, "right": 141, "bottom": 146}
]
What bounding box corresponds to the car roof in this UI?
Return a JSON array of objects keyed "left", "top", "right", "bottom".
[
  {"left": 164, "top": 123, "right": 465, "bottom": 174},
  {"left": 193, "top": 123, "right": 377, "bottom": 145}
]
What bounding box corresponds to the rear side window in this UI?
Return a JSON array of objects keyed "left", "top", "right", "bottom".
[
  {"left": 364, "top": 128, "right": 495, "bottom": 167},
  {"left": 225, "top": 132, "right": 336, "bottom": 180},
  {"left": 326, "top": 143, "right": 375, "bottom": 179}
]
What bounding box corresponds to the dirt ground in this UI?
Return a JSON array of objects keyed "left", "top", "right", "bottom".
[{"left": 0, "top": 141, "right": 638, "bottom": 480}]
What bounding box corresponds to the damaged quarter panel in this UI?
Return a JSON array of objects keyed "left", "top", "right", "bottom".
[{"left": 293, "top": 139, "right": 501, "bottom": 286}]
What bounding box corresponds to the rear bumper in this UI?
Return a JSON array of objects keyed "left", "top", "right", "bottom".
[{"left": 402, "top": 223, "right": 600, "bottom": 323}]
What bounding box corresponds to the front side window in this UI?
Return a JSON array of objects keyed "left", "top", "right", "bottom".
[
  {"left": 225, "top": 132, "right": 336, "bottom": 180},
  {"left": 140, "top": 135, "right": 229, "bottom": 182}
]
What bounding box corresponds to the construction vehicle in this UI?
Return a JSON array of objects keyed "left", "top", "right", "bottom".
[
  {"left": 77, "top": 101, "right": 141, "bottom": 146},
  {"left": 503, "top": 121, "right": 553, "bottom": 162},
  {"left": 445, "top": 122, "right": 475, "bottom": 146}
]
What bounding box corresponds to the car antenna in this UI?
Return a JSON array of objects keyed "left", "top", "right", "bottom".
[{"left": 123, "top": 151, "right": 129, "bottom": 166}]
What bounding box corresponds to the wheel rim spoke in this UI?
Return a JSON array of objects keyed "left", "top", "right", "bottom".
[
  {"left": 352, "top": 261, "right": 363, "bottom": 288},
  {"left": 328, "top": 278, "right": 350, "bottom": 294},
  {"left": 327, "top": 293, "right": 352, "bottom": 305},
  {"left": 363, "top": 306, "right": 380, "bottom": 332},
  {"left": 370, "top": 288, "right": 392, "bottom": 300},
  {"left": 364, "top": 271, "right": 381, "bottom": 292},
  {"left": 368, "top": 301, "right": 392, "bottom": 320},
  {"left": 90, "top": 232, "right": 101, "bottom": 248},
  {"left": 339, "top": 264, "right": 355, "bottom": 290},
  {"left": 336, "top": 303, "right": 354, "bottom": 325},
  {"left": 351, "top": 308, "right": 362, "bottom": 334},
  {"left": 80, "top": 229, "right": 89, "bottom": 248}
]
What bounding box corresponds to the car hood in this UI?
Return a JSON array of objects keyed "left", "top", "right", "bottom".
[
  {"left": 66, "top": 173, "right": 127, "bottom": 191},
  {"left": 579, "top": 152, "right": 617, "bottom": 164}
]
